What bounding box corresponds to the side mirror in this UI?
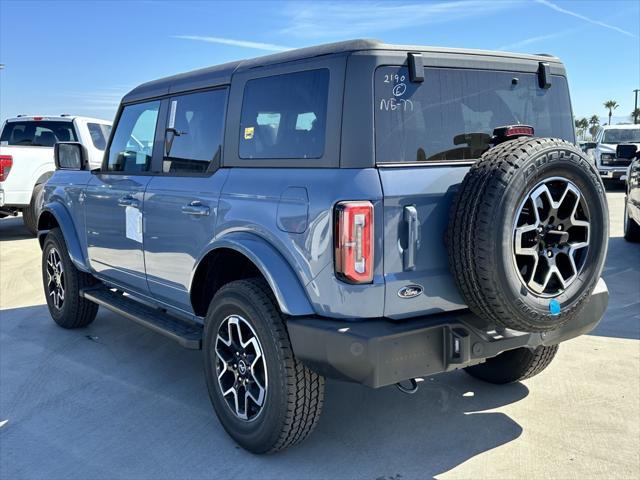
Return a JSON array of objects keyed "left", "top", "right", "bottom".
[
  {"left": 54, "top": 142, "right": 88, "bottom": 170},
  {"left": 583, "top": 142, "right": 597, "bottom": 150}
]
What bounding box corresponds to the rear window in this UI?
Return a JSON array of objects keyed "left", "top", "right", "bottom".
[
  {"left": 239, "top": 69, "right": 329, "bottom": 160},
  {"left": 87, "top": 123, "right": 112, "bottom": 150},
  {"left": 0, "top": 120, "right": 78, "bottom": 147},
  {"left": 375, "top": 67, "right": 574, "bottom": 164}
]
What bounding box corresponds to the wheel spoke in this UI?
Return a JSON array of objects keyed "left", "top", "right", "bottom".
[
  {"left": 514, "top": 177, "right": 590, "bottom": 296},
  {"left": 214, "top": 314, "right": 268, "bottom": 422},
  {"left": 45, "top": 248, "right": 66, "bottom": 310}
]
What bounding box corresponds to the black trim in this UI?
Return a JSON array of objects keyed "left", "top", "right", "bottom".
[{"left": 288, "top": 281, "right": 608, "bottom": 388}]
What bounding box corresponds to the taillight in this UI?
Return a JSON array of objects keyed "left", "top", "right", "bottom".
[
  {"left": 334, "top": 201, "right": 374, "bottom": 284},
  {"left": 0, "top": 155, "right": 12, "bottom": 182}
]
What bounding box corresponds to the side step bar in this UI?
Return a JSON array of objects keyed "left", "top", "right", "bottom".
[{"left": 81, "top": 287, "right": 203, "bottom": 349}]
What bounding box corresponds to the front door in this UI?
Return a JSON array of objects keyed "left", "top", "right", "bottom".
[
  {"left": 85, "top": 100, "right": 161, "bottom": 294},
  {"left": 143, "top": 88, "right": 229, "bottom": 312}
]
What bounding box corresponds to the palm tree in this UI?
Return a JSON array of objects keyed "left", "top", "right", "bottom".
[
  {"left": 588, "top": 115, "right": 600, "bottom": 139},
  {"left": 604, "top": 100, "right": 619, "bottom": 125},
  {"left": 580, "top": 118, "right": 589, "bottom": 139},
  {"left": 573, "top": 117, "right": 582, "bottom": 138},
  {"left": 574, "top": 117, "right": 588, "bottom": 139},
  {"left": 631, "top": 108, "right": 640, "bottom": 124}
]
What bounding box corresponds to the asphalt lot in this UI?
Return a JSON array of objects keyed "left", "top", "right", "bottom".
[{"left": 0, "top": 184, "right": 638, "bottom": 480}]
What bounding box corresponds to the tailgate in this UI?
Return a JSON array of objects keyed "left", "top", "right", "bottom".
[{"left": 380, "top": 166, "right": 468, "bottom": 319}]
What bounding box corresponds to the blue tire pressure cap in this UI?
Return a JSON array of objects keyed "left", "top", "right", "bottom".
[{"left": 549, "top": 299, "right": 561, "bottom": 316}]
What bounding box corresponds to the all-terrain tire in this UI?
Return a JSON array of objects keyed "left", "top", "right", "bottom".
[
  {"left": 203, "top": 278, "right": 325, "bottom": 453},
  {"left": 447, "top": 137, "right": 608, "bottom": 332},
  {"left": 465, "top": 345, "right": 559, "bottom": 384},
  {"left": 42, "top": 228, "right": 99, "bottom": 328},
  {"left": 23, "top": 183, "right": 44, "bottom": 236},
  {"left": 623, "top": 199, "right": 640, "bottom": 242}
]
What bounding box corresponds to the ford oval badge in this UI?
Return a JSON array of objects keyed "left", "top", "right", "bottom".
[{"left": 398, "top": 284, "right": 423, "bottom": 299}]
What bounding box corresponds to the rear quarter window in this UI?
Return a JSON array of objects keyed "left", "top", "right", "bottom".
[
  {"left": 239, "top": 69, "right": 330, "bottom": 160},
  {"left": 374, "top": 66, "right": 575, "bottom": 164},
  {"left": 0, "top": 120, "right": 77, "bottom": 147},
  {"left": 87, "top": 123, "right": 112, "bottom": 150}
]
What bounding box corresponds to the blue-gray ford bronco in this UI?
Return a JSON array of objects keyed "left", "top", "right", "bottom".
[{"left": 39, "top": 40, "right": 609, "bottom": 453}]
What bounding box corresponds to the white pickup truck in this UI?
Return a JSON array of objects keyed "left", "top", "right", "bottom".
[
  {"left": 585, "top": 124, "right": 640, "bottom": 181},
  {"left": 0, "top": 115, "right": 112, "bottom": 234}
]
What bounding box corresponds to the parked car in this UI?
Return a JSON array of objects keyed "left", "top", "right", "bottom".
[
  {"left": 584, "top": 124, "right": 640, "bottom": 181},
  {"left": 623, "top": 145, "right": 640, "bottom": 241},
  {"left": 37, "top": 40, "right": 609, "bottom": 453},
  {"left": 0, "top": 115, "right": 112, "bottom": 234}
]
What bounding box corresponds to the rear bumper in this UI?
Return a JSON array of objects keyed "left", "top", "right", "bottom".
[
  {"left": 288, "top": 278, "right": 608, "bottom": 388},
  {"left": 0, "top": 188, "right": 30, "bottom": 207}
]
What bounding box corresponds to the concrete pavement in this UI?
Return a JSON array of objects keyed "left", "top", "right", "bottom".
[{"left": 0, "top": 186, "right": 638, "bottom": 480}]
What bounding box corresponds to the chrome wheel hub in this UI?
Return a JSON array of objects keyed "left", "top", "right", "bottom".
[
  {"left": 215, "top": 315, "right": 267, "bottom": 421},
  {"left": 46, "top": 248, "right": 65, "bottom": 310},
  {"left": 513, "top": 177, "right": 590, "bottom": 296}
]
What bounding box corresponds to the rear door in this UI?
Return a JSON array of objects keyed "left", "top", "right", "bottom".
[
  {"left": 375, "top": 65, "right": 575, "bottom": 318},
  {"left": 84, "top": 100, "right": 161, "bottom": 294},
  {"left": 143, "top": 88, "right": 229, "bottom": 312}
]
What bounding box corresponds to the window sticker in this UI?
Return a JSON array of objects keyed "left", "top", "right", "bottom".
[
  {"left": 168, "top": 100, "right": 177, "bottom": 129},
  {"left": 244, "top": 126, "right": 254, "bottom": 140},
  {"left": 125, "top": 206, "right": 143, "bottom": 243}
]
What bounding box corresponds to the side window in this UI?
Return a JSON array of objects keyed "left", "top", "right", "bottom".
[
  {"left": 87, "top": 123, "right": 112, "bottom": 150},
  {"left": 239, "top": 69, "right": 329, "bottom": 160},
  {"left": 106, "top": 101, "right": 159, "bottom": 173},
  {"left": 163, "top": 89, "right": 227, "bottom": 174}
]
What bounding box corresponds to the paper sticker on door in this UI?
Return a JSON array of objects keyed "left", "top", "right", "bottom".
[
  {"left": 244, "top": 126, "right": 254, "bottom": 140},
  {"left": 125, "top": 206, "right": 143, "bottom": 243}
]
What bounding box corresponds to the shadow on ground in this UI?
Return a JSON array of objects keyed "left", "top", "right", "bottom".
[
  {"left": 603, "top": 179, "right": 626, "bottom": 193},
  {"left": 0, "top": 304, "right": 527, "bottom": 479},
  {"left": 0, "top": 215, "right": 32, "bottom": 241},
  {"left": 592, "top": 236, "right": 640, "bottom": 340}
]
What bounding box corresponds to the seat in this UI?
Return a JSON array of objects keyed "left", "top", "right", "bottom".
[
  {"left": 56, "top": 128, "right": 71, "bottom": 142},
  {"left": 10, "top": 128, "right": 30, "bottom": 145},
  {"left": 35, "top": 131, "right": 57, "bottom": 147}
]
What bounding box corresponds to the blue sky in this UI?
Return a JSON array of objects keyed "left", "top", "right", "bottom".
[{"left": 1, "top": 0, "right": 638, "bottom": 124}]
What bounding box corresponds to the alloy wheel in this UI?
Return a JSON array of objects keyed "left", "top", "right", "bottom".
[
  {"left": 513, "top": 177, "right": 590, "bottom": 296},
  {"left": 215, "top": 314, "right": 268, "bottom": 421},
  {"left": 46, "top": 247, "right": 65, "bottom": 310}
]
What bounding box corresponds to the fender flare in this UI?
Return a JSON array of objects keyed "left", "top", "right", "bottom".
[
  {"left": 38, "top": 203, "right": 90, "bottom": 273},
  {"left": 34, "top": 170, "right": 54, "bottom": 186},
  {"left": 194, "top": 232, "right": 315, "bottom": 316}
]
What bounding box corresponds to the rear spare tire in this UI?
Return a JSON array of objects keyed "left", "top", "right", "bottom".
[{"left": 447, "top": 137, "right": 608, "bottom": 332}]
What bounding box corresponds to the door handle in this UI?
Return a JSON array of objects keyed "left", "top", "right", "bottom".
[
  {"left": 118, "top": 195, "right": 139, "bottom": 208},
  {"left": 403, "top": 205, "right": 420, "bottom": 271},
  {"left": 181, "top": 201, "right": 210, "bottom": 216}
]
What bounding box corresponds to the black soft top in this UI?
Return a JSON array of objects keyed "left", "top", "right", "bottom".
[{"left": 122, "top": 39, "right": 562, "bottom": 104}]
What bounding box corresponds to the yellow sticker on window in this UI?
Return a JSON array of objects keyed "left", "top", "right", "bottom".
[{"left": 244, "top": 126, "right": 254, "bottom": 140}]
